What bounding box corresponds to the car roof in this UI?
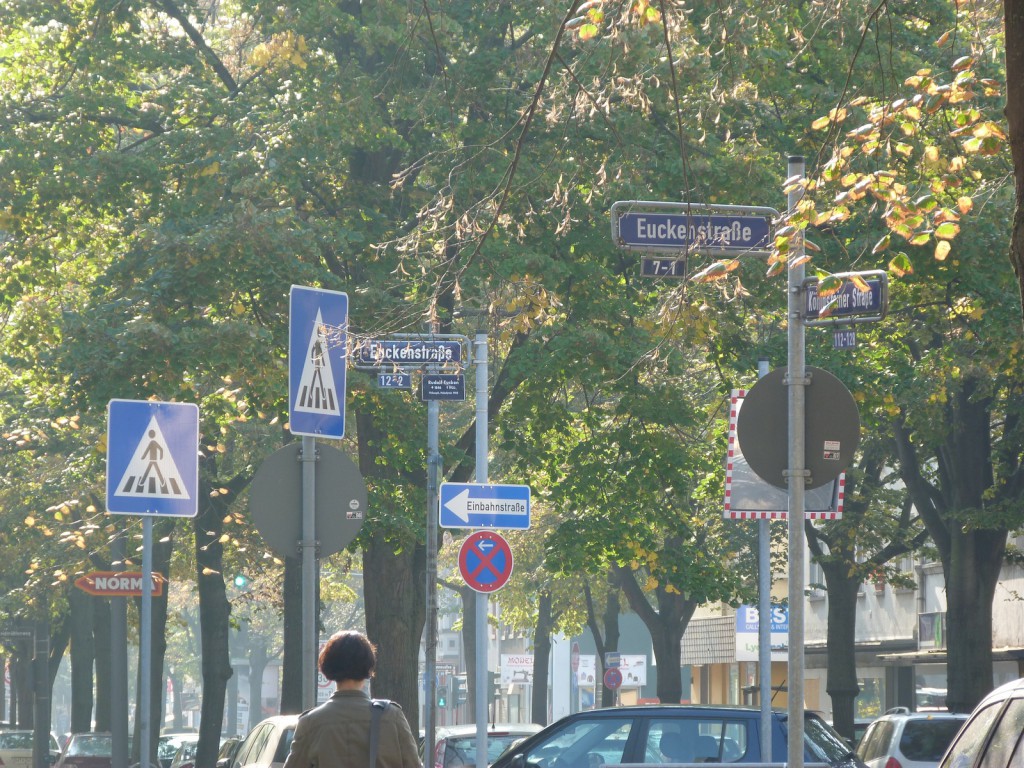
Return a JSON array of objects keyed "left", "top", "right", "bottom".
[
  {"left": 979, "top": 676, "right": 1024, "bottom": 704},
  {"left": 435, "top": 724, "right": 541, "bottom": 737}
]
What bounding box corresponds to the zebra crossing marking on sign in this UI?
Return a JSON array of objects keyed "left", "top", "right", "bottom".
[
  {"left": 115, "top": 416, "right": 189, "bottom": 498},
  {"left": 295, "top": 308, "right": 340, "bottom": 415}
]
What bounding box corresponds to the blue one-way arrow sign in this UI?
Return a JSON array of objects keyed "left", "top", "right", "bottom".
[{"left": 439, "top": 483, "right": 531, "bottom": 530}]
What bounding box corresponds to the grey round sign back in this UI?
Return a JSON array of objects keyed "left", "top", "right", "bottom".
[
  {"left": 249, "top": 442, "right": 368, "bottom": 558},
  {"left": 736, "top": 366, "right": 860, "bottom": 490}
]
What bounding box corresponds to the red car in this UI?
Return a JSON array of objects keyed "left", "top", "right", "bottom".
[{"left": 55, "top": 733, "right": 114, "bottom": 768}]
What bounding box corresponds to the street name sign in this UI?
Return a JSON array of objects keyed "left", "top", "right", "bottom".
[
  {"left": 439, "top": 482, "right": 531, "bottom": 529},
  {"left": 75, "top": 571, "right": 164, "bottom": 597},
  {"left": 289, "top": 285, "right": 348, "bottom": 438},
  {"left": 355, "top": 339, "right": 462, "bottom": 367},
  {"left": 803, "top": 271, "right": 888, "bottom": 326},
  {"left": 106, "top": 399, "right": 199, "bottom": 517},
  {"left": 611, "top": 201, "right": 775, "bottom": 255}
]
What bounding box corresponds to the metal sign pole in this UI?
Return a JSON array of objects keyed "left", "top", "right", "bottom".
[
  {"left": 786, "top": 155, "right": 807, "bottom": 768},
  {"left": 424, "top": 378, "right": 440, "bottom": 768},
  {"left": 757, "top": 358, "right": 772, "bottom": 757},
  {"left": 141, "top": 517, "right": 153, "bottom": 768},
  {"left": 474, "top": 331, "right": 489, "bottom": 768},
  {"left": 301, "top": 435, "right": 317, "bottom": 711}
]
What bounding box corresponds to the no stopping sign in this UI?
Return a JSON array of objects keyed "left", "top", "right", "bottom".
[{"left": 459, "top": 530, "right": 514, "bottom": 593}]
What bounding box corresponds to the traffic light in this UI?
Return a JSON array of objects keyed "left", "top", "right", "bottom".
[
  {"left": 453, "top": 674, "right": 468, "bottom": 705},
  {"left": 233, "top": 573, "right": 250, "bottom": 588},
  {"left": 437, "top": 684, "right": 449, "bottom": 708}
]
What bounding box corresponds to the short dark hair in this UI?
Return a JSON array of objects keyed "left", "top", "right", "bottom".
[{"left": 319, "top": 630, "right": 377, "bottom": 683}]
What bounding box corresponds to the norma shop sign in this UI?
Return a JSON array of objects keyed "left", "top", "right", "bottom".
[{"left": 75, "top": 571, "right": 165, "bottom": 597}]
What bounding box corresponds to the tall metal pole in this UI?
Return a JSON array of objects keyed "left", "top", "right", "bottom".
[
  {"left": 757, "top": 357, "right": 772, "bottom": 757},
  {"left": 301, "top": 435, "right": 317, "bottom": 710},
  {"left": 474, "top": 331, "right": 489, "bottom": 767},
  {"left": 424, "top": 383, "right": 440, "bottom": 768},
  {"left": 111, "top": 532, "right": 129, "bottom": 768},
  {"left": 786, "top": 155, "right": 807, "bottom": 768},
  {"left": 140, "top": 517, "right": 153, "bottom": 768}
]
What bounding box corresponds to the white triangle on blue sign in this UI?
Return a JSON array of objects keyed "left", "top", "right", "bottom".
[
  {"left": 115, "top": 416, "right": 190, "bottom": 499},
  {"left": 295, "top": 308, "right": 342, "bottom": 416}
]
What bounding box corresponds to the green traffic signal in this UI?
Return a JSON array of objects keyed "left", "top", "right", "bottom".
[
  {"left": 233, "top": 574, "right": 249, "bottom": 588},
  {"left": 437, "top": 685, "right": 448, "bottom": 708}
]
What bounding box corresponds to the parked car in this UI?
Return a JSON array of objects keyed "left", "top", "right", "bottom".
[
  {"left": 159, "top": 734, "right": 198, "bottom": 768},
  {"left": 168, "top": 736, "right": 201, "bottom": 768},
  {"left": 228, "top": 716, "right": 297, "bottom": 768},
  {"left": 214, "top": 737, "right": 243, "bottom": 768},
  {"left": 423, "top": 724, "right": 544, "bottom": 768},
  {"left": 0, "top": 729, "right": 61, "bottom": 768},
  {"left": 55, "top": 733, "right": 114, "bottom": 768},
  {"left": 938, "top": 677, "right": 1024, "bottom": 768},
  {"left": 489, "top": 705, "right": 867, "bottom": 768},
  {"left": 855, "top": 708, "right": 967, "bottom": 768}
]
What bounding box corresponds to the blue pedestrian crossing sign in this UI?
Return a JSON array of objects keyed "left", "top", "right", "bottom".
[
  {"left": 106, "top": 399, "right": 199, "bottom": 517},
  {"left": 289, "top": 285, "right": 348, "bottom": 438}
]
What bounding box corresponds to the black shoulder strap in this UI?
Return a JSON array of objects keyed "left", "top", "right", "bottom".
[{"left": 369, "top": 699, "right": 393, "bottom": 768}]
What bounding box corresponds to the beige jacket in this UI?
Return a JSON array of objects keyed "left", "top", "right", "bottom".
[{"left": 283, "top": 689, "right": 421, "bottom": 768}]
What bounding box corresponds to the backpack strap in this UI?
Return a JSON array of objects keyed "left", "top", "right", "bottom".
[{"left": 369, "top": 699, "right": 393, "bottom": 768}]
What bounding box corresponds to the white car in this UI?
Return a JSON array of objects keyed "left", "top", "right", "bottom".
[
  {"left": 229, "top": 716, "right": 298, "bottom": 768},
  {"left": 0, "top": 730, "right": 61, "bottom": 768},
  {"left": 424, "top": 724, "right": 543, "bottom": 768},
  {"left": 856, "top": 709, "right": 967, "bottom": 768}
]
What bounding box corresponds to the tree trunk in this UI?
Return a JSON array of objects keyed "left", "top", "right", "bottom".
[
  {"left": 69, "top": 587, "right": 95, "bottom": 733},
  {"left": 616, "top": 565, "right": 694, "bottom": 705},
  {"left": 248, "top": 639, "right": 270, "bottom": 732},
  {"left": 821, "top": 563, "right": 862, "bottom": 742},
  {"left": 93, "top": 595, "right": 112, "bottom": 732},
  {"left": 280, "top": 555, "right": 302, "bottom": 715},
  {"left": 363, "top": 531, "right": 426, "bottom": 733},
  {"left": 195, "top": 498, "right": 233, "bottom": 766},
  {"left": 1004, "top": 0, "right": 1024, "bottom": 327},
  {"left": 944, "top": 528, "right": 1006, "bottom": 712},
  {"left": 531, "top": 591, "right": 554, "bottom": 725}
]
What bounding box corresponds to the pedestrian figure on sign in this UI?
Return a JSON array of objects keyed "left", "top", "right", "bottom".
[{"left": 137, "top": 429, "right": 168, "bottom": 494}]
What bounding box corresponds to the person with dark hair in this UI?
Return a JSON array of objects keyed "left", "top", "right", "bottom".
[{"left": 283, "top": 630, "right": 421, "bottom": 768}]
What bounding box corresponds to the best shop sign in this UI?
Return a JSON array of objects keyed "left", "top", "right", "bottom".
[{"left": 736, "top": 604, "right": 789, "bottom": 662}]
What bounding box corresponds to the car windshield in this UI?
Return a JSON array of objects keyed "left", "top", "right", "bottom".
[
  {"left": 0, "top": 732, "right": 33, "bottom": 750},
  {"left": 445, "top": 735, "right": 530, "bottom": 767},
  {"left": 68, "top": 735, "right": 113, "bottom": 757},
  {"left": 801, "top": 715, "right": 856, "bottom": 762},
  {"left": 520, "top": 717, "right": 634, "bottom": 768},
  {"left": 899, "top": 720, "right": 966, "bottom": 762}
]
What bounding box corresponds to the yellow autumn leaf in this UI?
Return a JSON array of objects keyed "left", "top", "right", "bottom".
[
  {"left": 935, "top": 240, "right": 951, "bottom": 261},
  {"left": 25, "top": 516, "right": 35, "bottom": 527},
  {"left": 200, "top": 161, "right": 220, "bottom": 177},
  {"left": 957, "top": 196, "right": 973, "bottom": 214}
]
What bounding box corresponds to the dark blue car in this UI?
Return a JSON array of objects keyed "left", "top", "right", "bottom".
[{"left": 489, "top": 705, "right": 866, "bottom": 768}]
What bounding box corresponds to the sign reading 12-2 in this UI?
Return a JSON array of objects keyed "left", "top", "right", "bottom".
[
  {"left": 289, "top": 285, "right": 349, "bottom": 438},
  {"left": 106, "top": 399, "right": 199, "bottom": 517}
]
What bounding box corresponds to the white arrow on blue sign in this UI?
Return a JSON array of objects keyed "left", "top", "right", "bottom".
[
  {"left": 106, "top": 399, "right": 199, "bottom": 517},
  {"left": 289, "top": 285, "right": 348, "bottom": 438},
  {"left": 439, "top": 482, "right": 531, "bottom": 530}
]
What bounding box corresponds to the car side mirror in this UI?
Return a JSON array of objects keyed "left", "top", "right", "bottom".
[{"left": 508, "top": 754, "right": 527, "bottom": 768}]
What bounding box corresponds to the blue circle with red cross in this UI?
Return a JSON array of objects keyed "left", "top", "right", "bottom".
[{"left": 458, "top": 531, "right": 514, "bottom": 593}]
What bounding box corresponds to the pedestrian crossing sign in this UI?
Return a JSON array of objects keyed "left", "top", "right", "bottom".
[
  {"left": 289, "top": 285, "right": 348, "bottom": 438},
  {"left": 106, "top": 399, "right": 199, "bottom": 517}
]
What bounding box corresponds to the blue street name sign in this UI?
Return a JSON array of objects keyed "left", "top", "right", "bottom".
[
  {"left": 106, "top": 399, "right": 199, "bottom": 517},
  {"left": 421, "top": 373, "right": 465, "bottom": 401},
  {"left": 612, "top": 207, "right": 773, "bottom": 254},
  {"left": 289, "top": 285, "right": 348, "bottom": 438},
  {"left": 355, "top": 339, "right": 462, "bottom": 366},
  {"left": 439, "top": 482, "right": 532, "bottom": 530},
  {"left": 803, "top": 274, "right": 888, "bottom": 324},
  {"left": 377, "top": 372, "right": 412, "bottom": 389}
]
